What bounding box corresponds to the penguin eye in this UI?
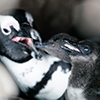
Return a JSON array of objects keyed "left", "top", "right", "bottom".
[
  {"left": 3, "top": 28, "right": 9, "bottom": 33},
  {"left": 2, "top": 27, "right": 11, "bottom": 35},
  {"left": 83, "top": 45, "right": 91, "bottom": 54}
]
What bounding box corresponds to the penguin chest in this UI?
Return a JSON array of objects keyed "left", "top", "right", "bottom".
[
  {"left": 0, "top": 56, "right": 55, "bottom": 92},
  {"left": 35, "top": 68, "right": 71, "bottom": 100},
  {"left": 67, "top": 86, "right": 86, "bottom": 100},
  {"left": 1, "top": 55, "right": 71, "bottom": 99}
]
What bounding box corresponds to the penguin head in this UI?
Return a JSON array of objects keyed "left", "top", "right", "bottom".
[
  {"left": 0, "top": 15, "right": 37, "bottom": 63},
  {"left": 36, "top": 33, "right": 78, "bottom": 63},
  {"left": 1, "top": 9, "right": 42, "bottom": 43},
  {"left": 63, "top": 40, "right": 100, "bottom": 63},
  {"left": 36, "top": 33, "right": 100, "bottom": 63}
]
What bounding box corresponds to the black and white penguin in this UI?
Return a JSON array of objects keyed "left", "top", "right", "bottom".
[
  {"left": 0, "top": 9, "right": 42, "bottom": 58},
  {"left": 37, "top": 34, "right": 100, "bottom": 100},
  {"left": 0, "top": 12, "right": 72, "bottom": 100},
  {"left": 1, "top": 9, "right": 41, "bottom": 41}
]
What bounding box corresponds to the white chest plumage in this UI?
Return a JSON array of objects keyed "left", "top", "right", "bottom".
[
  {"left": 36, "top": 69, "right": 71, "bottom": 100},
  {"left": 0, "top": 54, "right": 71, "bottom": 100},
  {"left": 0, "top": 55, "right": 59, "bottom": 91}
]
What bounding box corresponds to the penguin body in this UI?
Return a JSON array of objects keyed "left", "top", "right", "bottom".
[
  {"left": 0, "top": 42, "right": 71, "bottom": 100},
  {"left": 37, "top": 33, "right": 100, "bottom": 100},
  {"left": 0, "top": 11, "right": 71, "bottom": 100},
  {"left": 1, "top": 54, "right": 71, "bottom": 100},
  {"left": 63, "top": 40, "right": 100, "bottom": 100}
]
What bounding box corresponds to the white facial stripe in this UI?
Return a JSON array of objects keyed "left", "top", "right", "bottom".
[
  {"left": 0, "top": 15, "right": 20, "bottom": 32},
  {"left": 25, "top": 12, "right": 34, "bottom": 27},
  {"left": 64, "top": 43, "right": 80, "bottom": 52}
]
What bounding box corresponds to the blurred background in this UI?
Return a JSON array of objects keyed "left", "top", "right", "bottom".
[
  {"left": 1, "top": 0, "right": 100, "bottom": 41},
  {"left": 1, "top": 0, "right": 100, "bottom": 99}
]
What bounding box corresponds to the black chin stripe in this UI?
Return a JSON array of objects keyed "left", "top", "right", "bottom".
[{"left": 27, "top": 61, "right": 71, "bottom": 97}]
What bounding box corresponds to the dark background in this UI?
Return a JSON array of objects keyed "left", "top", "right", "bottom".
[
  {"left": 18, "top": 0, "right": 100, "bottom": 42},
  {"left": 1, "top": 0, "right": 100, "bottom": 41}
]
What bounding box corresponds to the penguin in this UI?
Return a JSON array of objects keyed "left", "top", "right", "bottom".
[
  {"left": 36, "top": 33, "right": 100, "bottom": 100},
  {"left": 0, "top": 9, "right": 42, "bottom": 41},
  {"left": 36, "top": 33, "right": 78, "bottom": 63},
  {"left": 0, "top": 14, "right": 72, "bottom": 100},
  {"left": 0, "top": 9, "right": 42, "bottom": 58}
]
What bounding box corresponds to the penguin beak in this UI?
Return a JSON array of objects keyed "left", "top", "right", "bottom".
[
  {"left": 36, "top": 40, "right": 81, "bottom": 63},
  {"left": 12, "top": 26, "right": 42, "bottom": 58},
  {"left": 35, "top": 42, "right": 57, "bottom": 52},
  {"left": 36, "top": 41, "right": 80, "bottom": 54},
  {"left": 12, "top": 37, "right": 34, "bottom": 50},
  {"left": 12, "top": 36, "right": 41, "bottom": 59},
  {"left": 36, "top": 41, "right": 72, "bottom": 63},
  {"left": 36, "top": 42, "right": 53, "bottom": 48}
]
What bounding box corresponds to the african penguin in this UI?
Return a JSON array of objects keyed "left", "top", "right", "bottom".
[
  {"left": 37, "top": 33, "right": 100, "bottom": 100},
  {"left": 1, "top": 9, "right": 41, "bottom": 40},
  {"left": 0, "top": 13, "right": 71, "bottom": 100},
  {"left": 0, "top": 9, "right": 42, "bottom": 58}
]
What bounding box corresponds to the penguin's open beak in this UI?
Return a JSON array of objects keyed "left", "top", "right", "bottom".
[
  {"left": 12, "top": 36, "right": 41, "bottom": 58},
  {"left": 12, "top": 26, "right": 42, "bottom": 59},
  {"left": 12, "top": 37, "right": 33, "bottom": 50}
]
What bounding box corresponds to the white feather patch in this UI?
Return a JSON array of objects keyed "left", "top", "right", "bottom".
[{"left": 0, "top": 15, "right": 20, "bottom": 32}]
